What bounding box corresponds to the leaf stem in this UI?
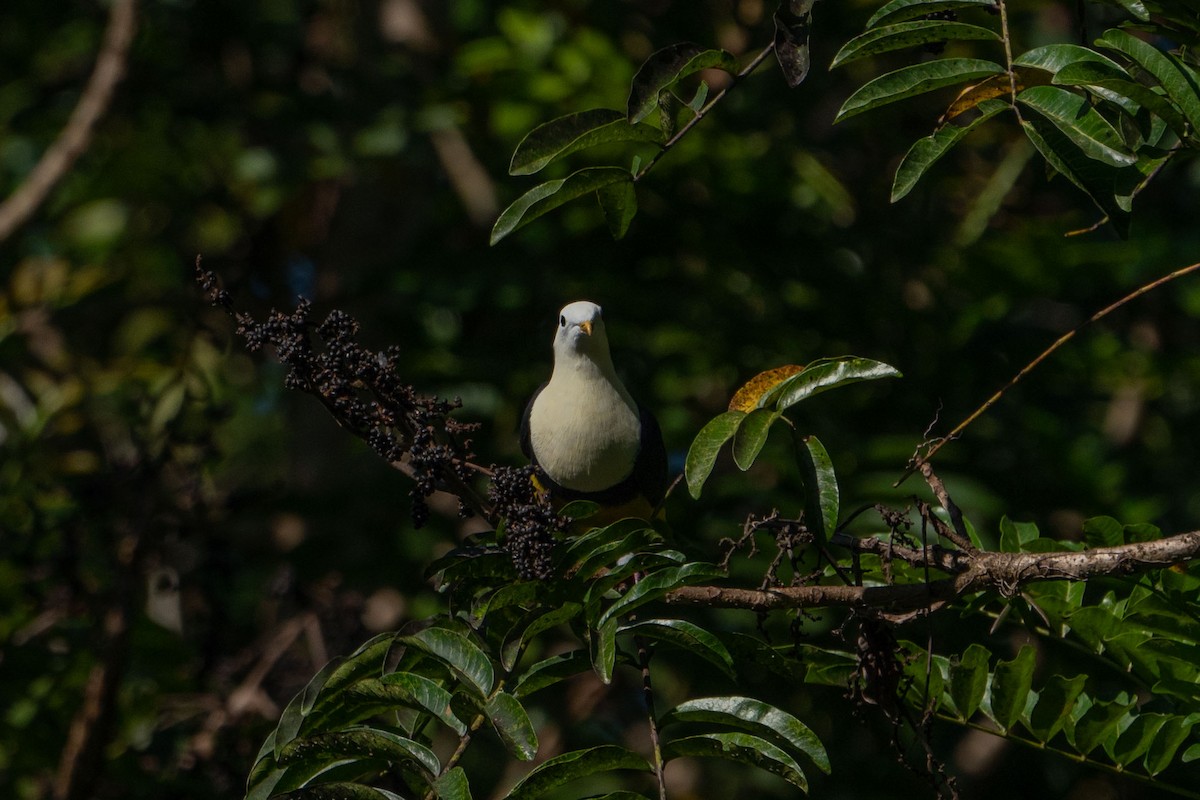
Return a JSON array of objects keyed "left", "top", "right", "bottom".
[
  {"left": 634, "top": 43, "right": 775, "bottom": 183},
  {"left": 997, "top": 0, "right": 1023, "bottom": 122},
  {"left": 637, "top": 633, "right": 668, "bottom": 800}
]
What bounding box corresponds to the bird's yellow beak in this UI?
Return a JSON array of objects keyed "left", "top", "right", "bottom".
[{"left": 579, "top": 320, "right": 593, "bottom": 336}]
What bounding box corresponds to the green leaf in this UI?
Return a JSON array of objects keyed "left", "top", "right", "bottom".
[
  {"left": 836, "top": 59, "right": 1005, "bottom": 123},
  {"left": 948, "top": 643, "right": 991, "bottom": 721},
  {"left": 892, "top": 99, "right": 1007, "bottom": 201},
  {"left": 999, "top": 516, "right": 1041, "bottom": 553},
  {"left": 322, "top": 633, "right": 396, "bottom": 697},
  {"left": 513, "top": 650, "right": 593, "bottom": 698},
  {"left": 627, "top": 44, "right": 738, "bottom": 124},
  {"left": 377, "top": 672, "right": 467, "bottom": 735},
  {"left": 1027, "top": 673, "right": 1087, "bottom": 742},
  {"left": 765, "top": 357, "right": 901, "bottom": 412},
  {"left": 619, "top": 618, "right": 736, "bottom": 678},
  {"left": 486, "top": 692, "right": 538, "bottom": 761},
  {"left": 774, "top": 0, "right": 815, "bottom": 88},
  {"left": 1083, "top": 516, "right": 1124, "bottom": 548},
  {"left": 987, "top": 645, "right": 1036, "bottom": 731},
  {"left": 501, "top": 603, "right": 582, "bottom": 671},
  {"left": 867, "top": 0, "right": 998, "bottom": 28},
  {"left": 1070, "top": 697, "right": 1136, "bottom": 755},
  {"left": 684, "top": 410, "right": 746, "bottom": 499},
  {"left": 797, "top": 435, "right": 838, "bottom": 544},
  {"left": 1144, "top": 715, "right": 1199, "bottom": 775},
  {"left": 662, "top": 732, "right": 808, "bottom": 791},
  {"left": 598, "top": 563, "right": 724, "bottom": 628},
  {"left": 506, "top": 745, "right": 652, "bottom": 800},
  {"left": 1110, "top": 713, "right": 1169, "bottom": 767},
  {"left": 1098, "top": 28, "right": 1200, "bottom": 134},
  {"left": 509, "top": 109, "right": 664, "bottom": 175},
  {"left": 401, "top": 628, "right": 494, "bottom": 699},
  {"left": 433, "top": 767, "right": 472, "bottom": 800},
  {"left": 559, "top": 500, "right": 601, "bottom": 521},
  {"left": 1183, "top": 742, "right": 1200, "bottom": 763},
  {"left": 1017, "top": 86, "right": 1136, "bottom": 167},
  {"left": 278, "top": 726, "right": 440, "bottom": 778},
  {"left": 660, "top": 696, "right": 829, "bottom": 774},
  {"left": 832, "top": 21, "right": 999, "bottom": 69},
  {"left": 1014, "top": 44, "right": 1125, "bottom": 74},
  {"left": 590, "top": 616, "right": 618, "bottom": 684},
  {"left": 1019, "top": 116, "right": 1131, "bottom": 237},
  {"left": 732, "top": 408, "right": 780, "bottom": 470},
  {"left": 1113, "top": 0, "right": 1150, "bottom": 20},
  {"left": 491, "top": 167, "right": 633, "bottom": 245},
  {"left": 1054, "top": 60, "right": 1191, "bottom": 139},
  {"left": 596, "top": 179, "right": 637, "bottom": 239}
]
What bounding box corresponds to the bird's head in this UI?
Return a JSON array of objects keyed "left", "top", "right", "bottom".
[{"left": 553, "top": 300, "right": 611, "bottom": 363}]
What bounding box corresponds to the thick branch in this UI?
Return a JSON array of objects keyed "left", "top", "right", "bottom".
[
  {"left": 0, "top": 0, "right": 137, "bottom": 242},
  {"left": 666, "top": 531, "right": 1200, "bottom": 615}
]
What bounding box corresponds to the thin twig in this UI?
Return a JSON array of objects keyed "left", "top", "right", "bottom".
[
  {"left": 0, "top": 0, "right": 137, "bottom": 242},
  {"left": 899, "top": 259, "right": 1200, "bottom": 484},
  {"left": 636, "top": 634, "right": 667, "bottom": 800},
  {"left": 634, "top": 43, "right": 775, "bottom": 183},
  {"left": 997, "top": 0, "right": 1023, "bottom": 122}
]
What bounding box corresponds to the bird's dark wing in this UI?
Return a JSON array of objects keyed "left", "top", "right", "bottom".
[
  {"left": 634, "top": 402, "right": 669, "bottom": 506},
  {"left": 518, "top": 383, "right": 546, "bottom": 461}
]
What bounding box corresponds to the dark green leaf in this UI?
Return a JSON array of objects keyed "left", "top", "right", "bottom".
[
  {"left": 590, "top": 616, "right": 618, "bottom": 684},
  {"left": 1083, "top": 515, "right": 1124, "bottom": 547},
  {"left": 987, "top": 645, "right": 1036, "bottom": 731},
  {"left": 506, "top": 745, "right": 652, "bottom": 800},
  {"left": 628, "top": 44, "right": 738, "bottom": 124},
  {"left": 662, "top": 733, "right": 808, "bottom": 791},
  {"left": 774, "top": 0, "right": 815, "bottom": 88},
  {"left": 948, "top": 643, "right": 991, "bottom": 721},
  {"left": 619, "top": 618, "right": 736, "bottom": 678},
  {"left": 892, "top": 99, "right": 1007, "bottom": 201},
  {"left": 278, "top": 726, "right": 440, "bottom": 778},
  {"left": 598, "top": 563, "right": 724, "bottom": 628},
  {"left": 1144, "top": 715, "right": 1199, "bottom": 775},
  {"left": 559, "top": 500, "right": 601, "bottom": 521},
  {"left": 596, "top": 179, "right": 637, "bottom": 239},
  {"left": 491, "top": 167, "right": 632, "bottom": 245},
  {"left": 509, "top": 109, "right": 664, "bottom": 176},
  {"left": 513, "top": 650, "right": 594, "bottom": 698},
  {"left": 797, "top": 435, "right": 838, "bottom": 544},
  {"left": 1098, "top": 28, "right": 1200, "bottom": 134},
  {"left": 867, "top": 0, "right": 998, "bottom": 28},
  {"left": 835, "top": 59, "right": 1005, "bottom": 123},
  {"left": 732, "top": 408, "right": 780, "bottom": 470},
  {"left": 832, "top": 21, "right": 999, "bottom": 69},
  {"left": 766, "top": 357, "right": 902, "bottom": 411},
  {"left": 402, "top": 628, "right": 494, "bottom": 699},
  {"left": 1054, "top": 60, "right": 1191, "bottom": 139},
  {"left": 278, "top": 783, "right": 408, "bottom": 800},
  {"left": 377, "top": 672, "right": 467, "bottom": 735},
  {"left": 684, "top": 410, "right": 746, "bottom": 499},
  {"left": 1183, "top": 743, "right": 1200, "bottom": 763},
  {"left": 1070, "top": 697, "right": 1136, "bottom": 755},
  {"left": 1027, "top": 673, "right": 1087, "bottom": 742},
  {"left": 1110, "top": 713, "right": 1169, "bottom": 767},
  {"left": 501, "top": 603, "right": 582, "bottom": 671},
  {"left": 1113, "top": 0, "right": 1150, "bottom": 20},
  {"left": 999, "top": 516, "right": 1041, "bottom": 553},
  {"left": 433, "top": 767, "right": 472, "bottom": 800},
  {"left": 1014, "top": 44, "right": 1124, "bottom": 74},
  {"left": 1017, "top": 86, "right": 1136, "bottom": 167},
  {"left": 660, "top": 696, "right": 829, "bottom": 773},
  {"left": 486, "top": 692, "right": 538, "bottom": 761}
]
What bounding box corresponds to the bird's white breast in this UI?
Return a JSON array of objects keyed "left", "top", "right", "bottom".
[{"left": 529, "top": 365, "right": 641, "bottom": 493}]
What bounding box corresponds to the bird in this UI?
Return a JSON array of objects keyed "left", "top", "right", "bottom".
[{"left": 520, "top": 301, "right": 668, "bottom": 524}]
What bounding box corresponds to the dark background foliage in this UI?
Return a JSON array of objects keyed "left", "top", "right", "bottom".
[{"left": 2, "top": 0, "right": 1199, "bottom": 798}]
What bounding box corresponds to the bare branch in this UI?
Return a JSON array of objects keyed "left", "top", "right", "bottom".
[
  {"left": 666, "top": 531, "right": 1200, "bottom": 616},
  {"left": 0, "top": 0, "right": 138, "bottom": 242}
]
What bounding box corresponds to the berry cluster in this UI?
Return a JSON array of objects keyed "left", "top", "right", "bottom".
[
  {"left": 196, "top": 260, "right": 483, "bottom": 529},
  {"left": 487, "top": 465, "right": 565, "bottom": 579}
]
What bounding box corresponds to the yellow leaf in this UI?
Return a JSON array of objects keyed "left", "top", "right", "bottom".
[{"left": 728, "top": 365, "right": 805, "bottom": 413}]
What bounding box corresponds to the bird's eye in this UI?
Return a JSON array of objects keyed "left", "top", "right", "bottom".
[{"left": 559, "top": 315, "right": 566, "bottom": 327}]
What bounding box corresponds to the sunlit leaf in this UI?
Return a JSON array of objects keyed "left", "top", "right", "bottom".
[
  {"left": 836, "top": 59, "right": 1005, "bottom": 123},
  {"left": 1083, "top": 515, "right": 1124, "bottom": 548},
  {"left": 509, "top": 109, "right": 664, "bottom": 175},
  {"left": 728, "top": 365, "right": 805, "bottom": 412},
  {"left": 506, "top": 745, "right": 652, "bottom": 800},
  {"left": 660, "top": 696, "right": 830, "bottom": 773},
  {"left": 377, "top": 672, "right": 467, "bottom": 735},
  {"left": 1017, "top": 86, "right": 1136, "bottom": 167},
  {"left": 999, "top": 516, "right": 1041, "bottom": 553},
  {"left": 1098, "top": 28, "right": 1200, "bottom": 134},
  {"left": 893, "top": 98, "right": 1007, "bottom": 201},
  {"left": 662, "top": 733, "right": 808, "bottom": 791},
  {"left": 491, "top": 167, "right": 633, "bottom": 245},
  {"left": 598, "top": 562, "right": 724, "bottom": 628},
  {"left": 832, "top": 21, "right": 999, "bottom": 69},
  {"left": 732, "top": 408, "right": 780, "bottom": 470},
  {"left": 764, "top": 357, "right": 901, "bottom": 412},
  {"left": 1054, "top": 60, "right": 1191, "bottom": 139},
  {"left": 1014, "top": 44, "right": 1124, "bottom": 74},
  {"left": 684, "top": 410, "right": 746, "bottom": 499},
  {"left": 402, "top": 628, "right": 494, "bottom": 699},
  {"left": 628, "top": 44, "right": 738, "bottom": 124},
  {"left": 620, "top": 618, "right": 736, "bottom": 678}
]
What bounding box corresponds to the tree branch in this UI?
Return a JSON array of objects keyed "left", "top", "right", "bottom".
[
  {"left": 0, "top": 0, "right": 137, "bottom": 242},
  {"left": 666, "top": 531, "right": 1200, "bottom": 615}
]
